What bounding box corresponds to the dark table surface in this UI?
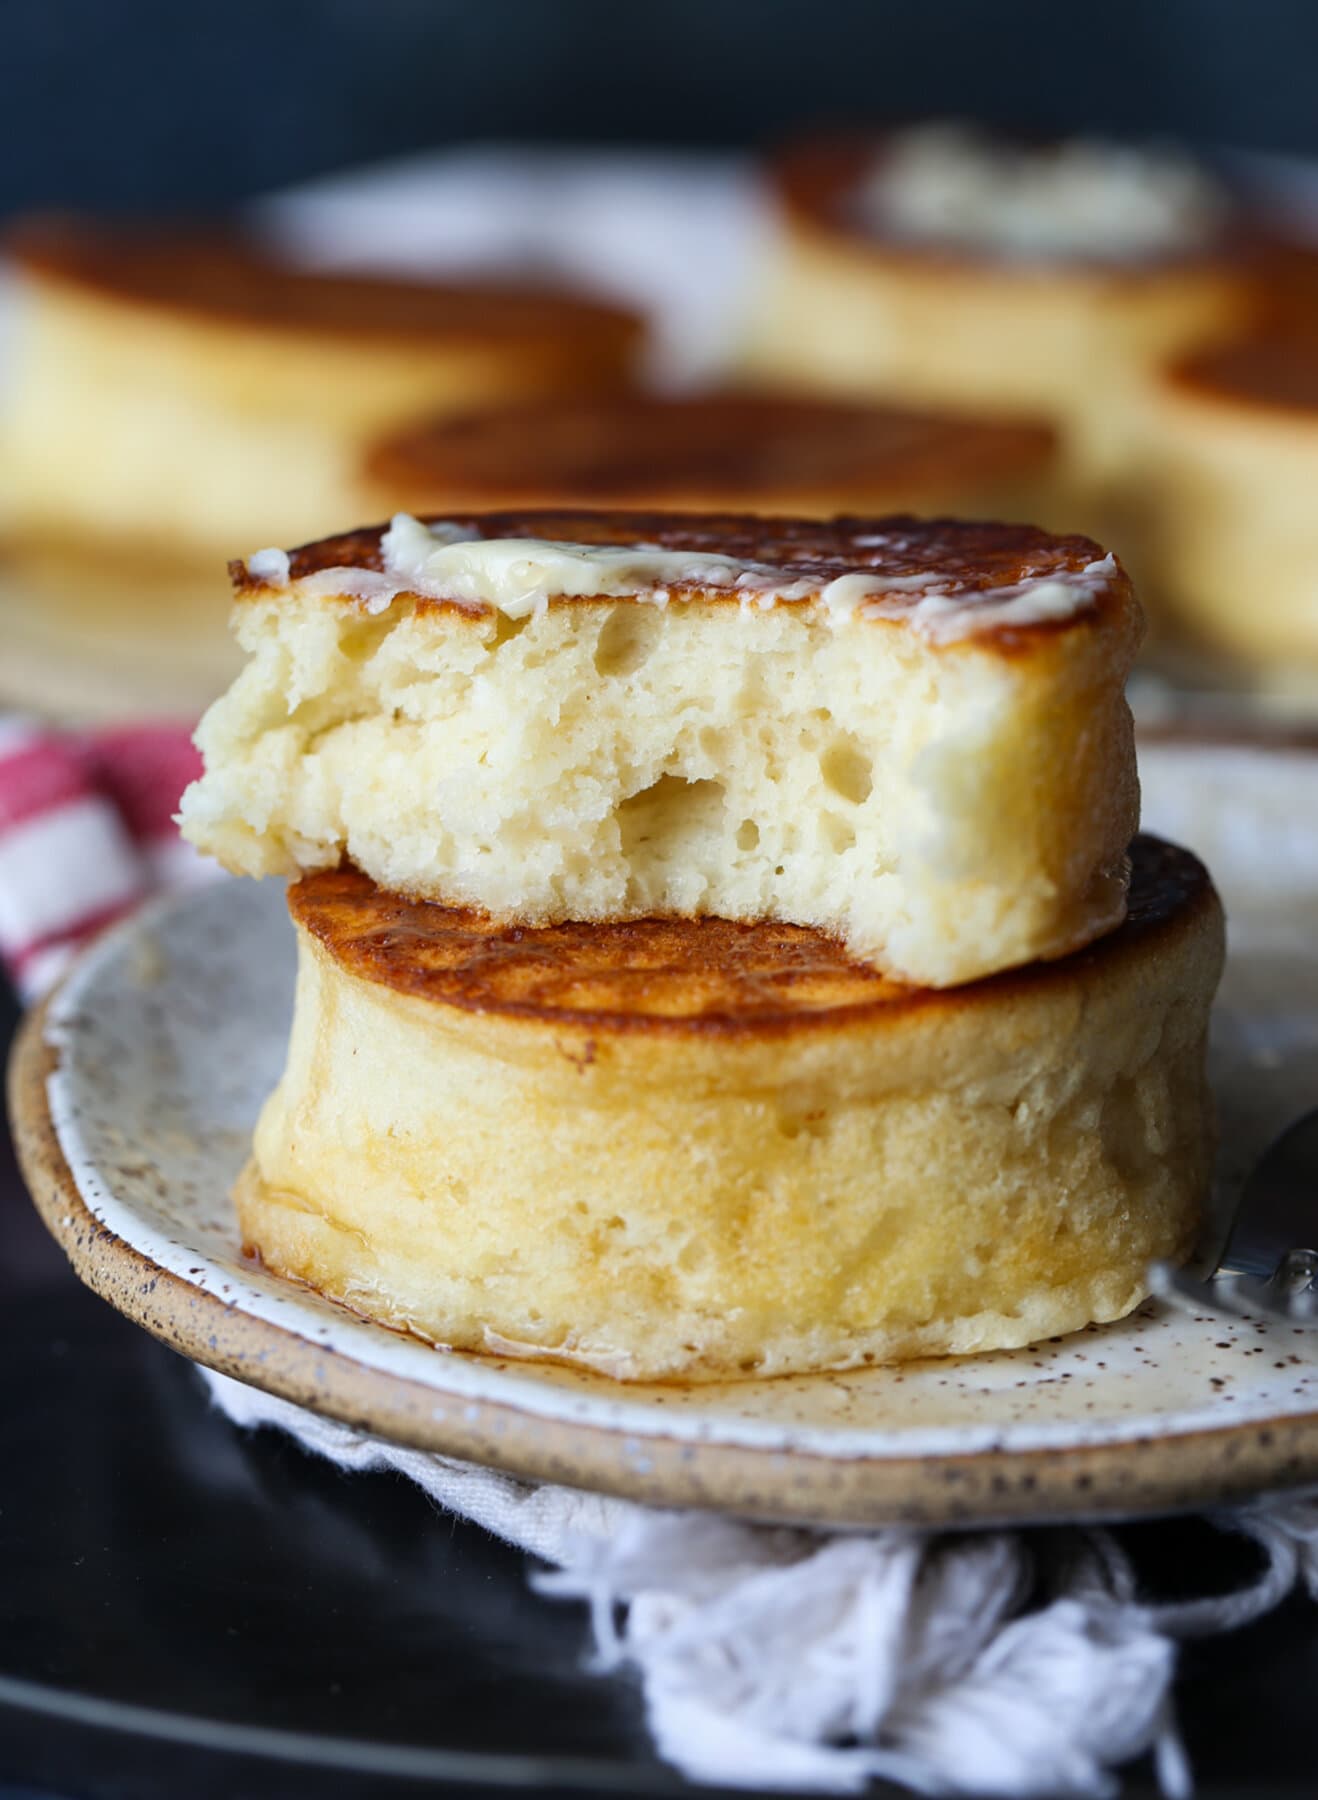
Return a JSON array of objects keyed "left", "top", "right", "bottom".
[{"left": 1, "top": 976, "right": 1316, "bottom": 1800}]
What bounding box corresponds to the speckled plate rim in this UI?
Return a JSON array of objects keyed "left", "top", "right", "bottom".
[{"left": 10, "top": 945, "right": 1318, "bottom": 1532}]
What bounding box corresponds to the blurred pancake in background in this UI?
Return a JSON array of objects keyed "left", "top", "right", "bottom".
[
  {"left": 0, "top": 536, "right": 242, "bottom": 724},
  {"left": 740, "top": 125, "right": 1265, "bottom": 495},
  {"left": 0, "top": 214, "right": 642, "bottom": 720},
  {"left": 366, "top": 389, "right": 1058, "bottom": 523},
  {"left": 0, "top": 216, "right": 643, "bottom": 564},
  {"left": 1140, "top": 326, "right": 1318, "bottom": 672},
  {"left": 5, "top": 157, "right": 1317, "bottom": 730}
]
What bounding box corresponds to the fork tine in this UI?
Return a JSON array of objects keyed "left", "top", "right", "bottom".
[{"left": 1147, "top": 1259, "right": 1318, "bottom": 1329}]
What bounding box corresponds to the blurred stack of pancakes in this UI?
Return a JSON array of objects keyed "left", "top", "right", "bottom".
[
  {"left": 741, "top": 123, "right": 1318, "bottom": 685},
  {"left": 0, "top": 218, "right": 642, "bottom": 717},
  {"left": 5, "top": 123, "right": 1318, "bottom": 715},
  {"left": 0, "top": 198, "right": 1079, "bottom": 717}
]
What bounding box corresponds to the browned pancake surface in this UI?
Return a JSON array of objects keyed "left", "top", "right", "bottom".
[
  {"left": 8, "top": 215, "right": 642, "bottom": 351},
  {"left": 1171, "top": 328, "right": 1318, "bottom": 415},
  {"left": 289, "top": 836, "right": 1207, "bottom": 1036},
  {"left": 237, "top": 510, "right": 1129, "bottom": 646},
  {"left": 367, "top": 391, "right": 1055, "bottom": 510}
]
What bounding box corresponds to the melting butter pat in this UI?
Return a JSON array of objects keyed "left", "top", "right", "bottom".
[{"left": 380, "top": 514, "right": 818, "bottom": 618}]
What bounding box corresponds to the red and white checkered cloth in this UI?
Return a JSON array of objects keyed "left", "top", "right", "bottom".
[{"left": 0, "top": 716, "right": 211, "bottom": 1002}]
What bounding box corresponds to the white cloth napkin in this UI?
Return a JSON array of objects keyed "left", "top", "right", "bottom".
[{"left": 204, "top": 1367, "right": 1318, "bottom": 1800}]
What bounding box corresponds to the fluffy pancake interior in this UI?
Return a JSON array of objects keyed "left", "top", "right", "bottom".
[{"left": 180, "top": 537, "right": 1140, "bottom": 990}]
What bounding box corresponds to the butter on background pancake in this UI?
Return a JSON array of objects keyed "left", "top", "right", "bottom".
[
  {"left": 365, "top": 389, "right": 1058, "bottom": 522},
  {"left": 239, "top": 836, "right": 1222, "bottom": 1382},
  {"left": 0, "top": 216, "right": 642, "bottom": 560},
  {"left": 740, "top": 128, "right": 1260, "bottom": 487},
  {"left": 179, "top": 510, "right": 1142, "bottom": 989}
]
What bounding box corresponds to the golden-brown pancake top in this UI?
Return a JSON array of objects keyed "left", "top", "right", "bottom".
[
  {"left": 234, "top": 509, "right": 1131, "bottom": 650},
  {"left": 289, "top": 836, "right": 1208, "bottom": 1038},
  {"left": 366, "top": 390, "right": 1055, "bottom": 511},
  {"left": 1170, "top": 327, "right": 1318, "bottom": 415},
  {"left": 769, "top": 133, "right": 1250, "bottom": 273},
  {"left": 8, "top": 214, "right": 643, "bottom": 353}
]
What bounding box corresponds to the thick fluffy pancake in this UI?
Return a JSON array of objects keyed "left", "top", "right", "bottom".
[
  {"left": 365, "top": 389, "right": 1057, "bottom": 519},
  {"left": 1141, "top": 330, "right": 1318, "bottom": 665},
  {"left": 180, "top": 509, "right": 1141, "bottom": 988},
  {"left": 239, "top": 836, "right": 1223, "bottom": 1382},
  {"left": 739, "top": 132, "right": 1258, "bottom": 485},
  {"left": 0, "top": 217, "right": 642, "bottom": 557}
]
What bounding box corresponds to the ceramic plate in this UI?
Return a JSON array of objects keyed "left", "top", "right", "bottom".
[{"left": 10, "top": 741, "right": 1318, "bottom": 1528}]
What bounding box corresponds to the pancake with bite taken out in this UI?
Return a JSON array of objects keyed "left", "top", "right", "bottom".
[{"left": 179, "top": 508, "right": 1142, "bottom": 989}]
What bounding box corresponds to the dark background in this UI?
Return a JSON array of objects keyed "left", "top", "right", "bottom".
[{"left": 4, "top": 0, "right": 1318, "bottom": 219}]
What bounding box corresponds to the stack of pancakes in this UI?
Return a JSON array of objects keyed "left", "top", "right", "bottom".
[{"left": 181, "top": 510, "right": 1224, "bottom": 1382}]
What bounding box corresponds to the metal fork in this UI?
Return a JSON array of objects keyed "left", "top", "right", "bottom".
[{"left": 1149, "top": 1109, "right": 1318, "bottom": 1327}]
